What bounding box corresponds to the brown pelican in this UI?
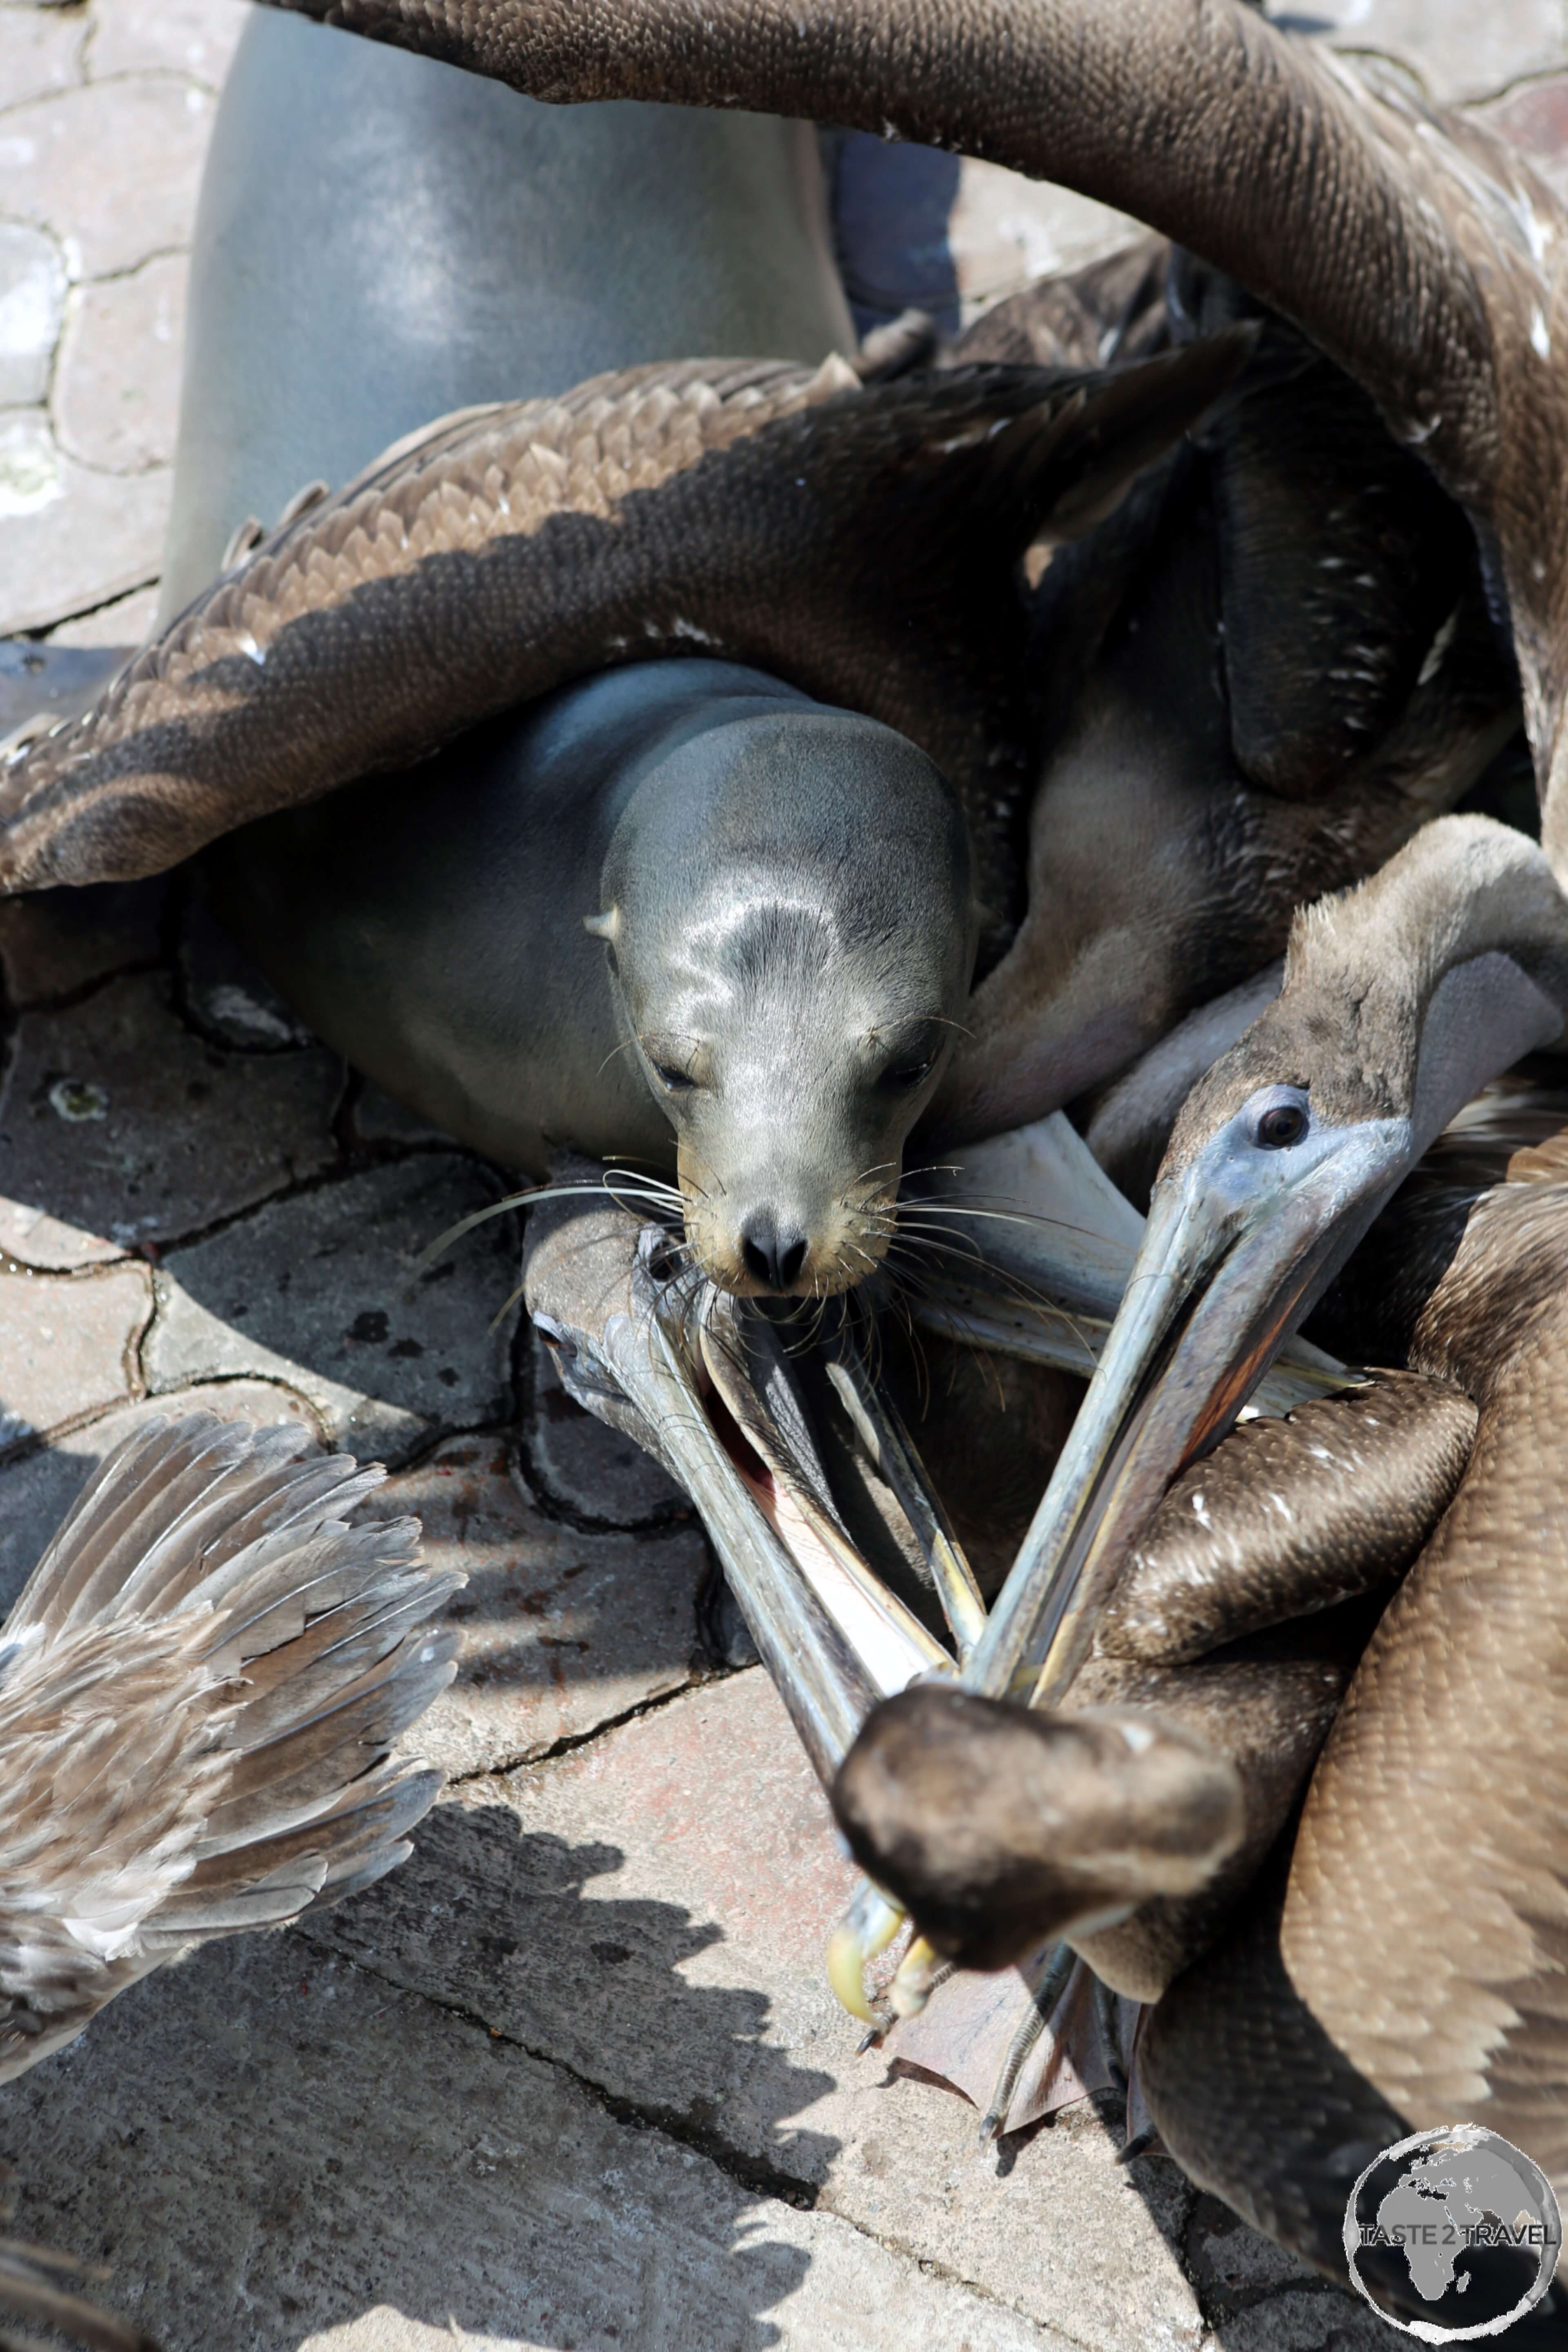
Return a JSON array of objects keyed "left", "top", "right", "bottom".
[
  {"left": 251, "top": 0, "right": 1568, "bottom": 883},
  {"left": 832, "top": 813, "right": 1568, "bottom": 2294},
  {"left": 0, "top": 1410, "right": 457, "bottom": 2078}
]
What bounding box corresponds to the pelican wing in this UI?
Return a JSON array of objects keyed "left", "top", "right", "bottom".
[
  {"left": 0, "top": 340, "right": 1248, "bottom": 947},
  {"left": 251, "top": 0, "right": 1568, "bottom": 863},
  {"left": 0, "top": 1414, "right": 458, "bottom": 2082}
]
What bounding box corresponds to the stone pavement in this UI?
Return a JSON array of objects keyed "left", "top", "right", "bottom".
[{"left": 3, "top": 2, "right": 1568, "bottom": 2347}]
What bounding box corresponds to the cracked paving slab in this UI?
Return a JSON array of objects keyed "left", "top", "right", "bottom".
[
  {"left": 53, "top": 248, "right": 188, "bottom": 474},
  {"left": 145, "top": 1154, "right": 523, "bottom": 1462},
  {"left": 0, "top": 1256, "right": 149, "bottom": 1446},
  {"left": 0, "top": 412, "right": 169, "bottom": 637},
  {"left": 0, "top": 1931, "right": 1070, "bottom": 2352},
  {"left": 0, "top": 217, "right": 67, "bottom": 406},
  {"left": 308, "top": 1671, "right": 1218, "bottom": 2352},
  {"left": 363, "top": 1429, "right": 709, "bottom": 1781},
  {"left": 0, "top": 76, "right": 215, "bottom": 283},
  {"left": 0, "top": 967, "right": 342, "bottom": 1266},
  {"left": 0, "top": 3, "right": 87, "bottom": 112}
]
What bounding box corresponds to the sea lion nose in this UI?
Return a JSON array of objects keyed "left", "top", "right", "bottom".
[{"left": 739, "top": 1209, "right": 810, "bottom": 1292}]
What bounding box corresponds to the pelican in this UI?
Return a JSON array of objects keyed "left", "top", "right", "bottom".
[{"left": 833, "top": 813, "right": 1568, "bottom": 2302}]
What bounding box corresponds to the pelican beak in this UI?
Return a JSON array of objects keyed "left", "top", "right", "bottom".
[
  {"left": 521, "top": 1169, "right": 961, "bottom": 1788},
  {"left": 967, "top": 1109, "right": 1410, "bottom": 1710}
]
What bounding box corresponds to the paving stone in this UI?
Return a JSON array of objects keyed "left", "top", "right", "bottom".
[
  {"left": 1199, "top": 2284, "right": 1394, "bottom": 2351},
  {"left": 0, "top": 630, "right": 126, "bottom": 733},
  {"left": 0, "top": 219, "right": 66, "bottom": 407},
  {"left": 0, "top": 76, "right": 214, "bottom": 282},
  {"left": 1, "top": 1931, "right": 1067, "bottom": 2352},
  {"left": 1262, "top": 0, "right": 1568, "bottom": 107},
  {"left": 0, "top": 1257, "right": 149, "bottom": 1449},
  {"left": 0, "top": 969, "right": 341, "bottom": 1265},
  {"left": 949, "top": 159, "right": 1140, "bottom": 328},
  {"left": 309, "top": 1672, "right": 1205, "bottom": 2351},
  {"left": 0, "top": 874, "right": 165, "bottom": 1006},
  {"left": 0, "top": 410, "right": 167, "bottom": 635},
  {"left": 1474, "top": 71, "right": 1568, "bottom": 201},
  {"left": 146, "top": 1154, "right": 521, "bottom": 1463},
  {"left": 359, "top": 1430, "right": 706, "bottom": 1780},
  {"left": 53, "top": 248, "right": 185, "bottom": 472},
  {"left": 0, "top": 1, "right": 84, "bottom": 111},
  {"left": 88, "top": 0, "right": 250, "bottom": 87},
  {"left": 0, "top": 1374, "right": 319, "bottom": 1615},
  {"left": 519, "top": 1321, "right": 689, "bottom": 1527},
  {"left": 43, "top": 578, "right": 158, "bottom": 644}
]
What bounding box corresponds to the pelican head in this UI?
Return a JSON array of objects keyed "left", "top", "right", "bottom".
[{"left": 970, "top": 816, "right": 1568, "bottom": 1706}]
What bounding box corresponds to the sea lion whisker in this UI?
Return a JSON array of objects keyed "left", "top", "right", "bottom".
[
  {"left": 599, "top": 1161, "right": 684, "bottom": 1192},
  {"left": 418, "top": 1175, "right": 683, "bottom": 1273},
  {"left": 488, "top": 1278, "right": 530, "bottom": 1333},
  {"left": 899, "top": 1200, "right": 1118, "bottom": 1245},
  {"left": 884, "top": 1231, "right": 1101, "bottom": 1354}
]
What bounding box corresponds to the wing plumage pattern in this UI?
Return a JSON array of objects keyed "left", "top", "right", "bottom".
[
  {"left": 0, "top": 1412, "right": 459, "bottom": 2082},
  {"left": 0, "top": 339, "right": 1251, "bottom": 952}
]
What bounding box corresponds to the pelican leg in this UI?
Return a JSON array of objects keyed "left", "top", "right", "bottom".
[
  {"left": 977, "top": 1940, "right": 1076, "bottom": 2143},
  {"left": 825, "top": 1880, "right": 906, "bottom": 2027}
]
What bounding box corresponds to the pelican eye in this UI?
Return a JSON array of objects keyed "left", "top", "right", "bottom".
[{"left": 1254, "top": 1100, "right": 1309, "bottom": 1150}]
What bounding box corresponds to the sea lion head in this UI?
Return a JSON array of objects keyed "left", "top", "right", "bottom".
[{"left": 594, "top": 698, "right": 976, "bottom": 1298}]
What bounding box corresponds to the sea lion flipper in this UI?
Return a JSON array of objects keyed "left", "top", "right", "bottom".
[{"left": 0, "top": 337, "right": 1250, "bottom": 901}]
